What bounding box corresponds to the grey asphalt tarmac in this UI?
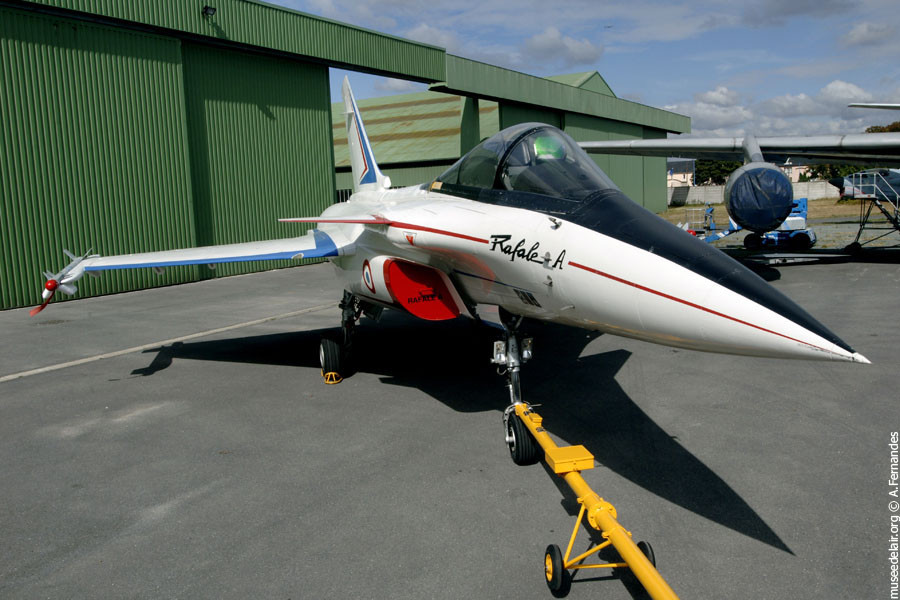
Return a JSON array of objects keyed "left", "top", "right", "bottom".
[{"left": 1, "top": 259, "right": 897, "bottom": 599}]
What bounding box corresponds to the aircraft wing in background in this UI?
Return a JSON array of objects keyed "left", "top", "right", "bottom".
[
  {"left": 848, "top": 103, "right": 900, "bottom": 110},
  {"left": 579, "top": 132, "right": 900, "bottom": 166}
]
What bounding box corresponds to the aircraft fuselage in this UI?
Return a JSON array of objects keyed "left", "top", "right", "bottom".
[{"left": 317, "top": 184, "right": 866, "bottom": 363}]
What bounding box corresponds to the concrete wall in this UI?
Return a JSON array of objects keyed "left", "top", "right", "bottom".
[{"left": 667, "top": 181, "right": 837, "bottom": 206}]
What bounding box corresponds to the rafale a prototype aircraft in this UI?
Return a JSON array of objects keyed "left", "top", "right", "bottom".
[{"left": 33, "top": 78, "right": 874, "bottom": 454}]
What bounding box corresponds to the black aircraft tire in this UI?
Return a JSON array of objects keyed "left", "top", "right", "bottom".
[
  {"left": 544, "top": 544, "right": 567, "bottom": 593},
  {"left": 790, "top": 232, "right": 811, "bottom": 251},
  {"left": 319, "top": 337, "right": 343, "bottom": 383},
  {"left": 637, "top": 540, "right": 656, "bottom": 568},
  {"left": 507, "top": 414, "right": 540, "bottom": 466},
  {"left": 744, "top": 232, "right": 762, "bottom": 250}
]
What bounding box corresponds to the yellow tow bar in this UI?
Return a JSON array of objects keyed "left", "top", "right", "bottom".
[{"left": 512, "top": 403, "right": 680, "bottom": 600}]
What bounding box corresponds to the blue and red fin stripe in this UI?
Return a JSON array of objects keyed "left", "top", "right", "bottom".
[
  {"left": 343, "top": 77, "right": 381, "bottom": 187},
  {"left": 352, "top": 109, "right": 376, "bottom": 185}
]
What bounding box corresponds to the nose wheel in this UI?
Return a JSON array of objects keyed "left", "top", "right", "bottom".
[{"left": 505, "top": 406, "right": 540, "bottom": 465}]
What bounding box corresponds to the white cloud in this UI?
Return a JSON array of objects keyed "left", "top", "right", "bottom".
[
  {"left": 757, "top": 93, "right": 821, "bottom": 117},
  {"left": 667, "top": 80, "right": 885, "bottom": 137},
  {"left": 840, "top": 21, "right": 895, "bottom": 46},
  {"left": 373, "top": 78, "right": 425, "bottom": 94},
  {"left": 694, "top": 86, "right": 741, "bottom": 107},
  {"left": 404, "top": 23, "right": 461, "bottom": 52},
  {"left": 523, "top": 27, "right": 603, "bottom": 68},
  {"left": 665, "top": 99, "right": 753, "bottom": 131},
  {"left": 819, "top": 80, "right": 873, "bottom": 105},
  {"left": 754, "top": 81, "right": 871, "bottom": 122}
]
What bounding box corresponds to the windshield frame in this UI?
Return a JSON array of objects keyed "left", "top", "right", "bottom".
[{"left": 435, "top": 123, "right": 619, "bottom": 208}]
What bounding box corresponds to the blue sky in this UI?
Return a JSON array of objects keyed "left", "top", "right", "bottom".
[{"left": 273, "top": 0, "right": 900, "bottom": 137}]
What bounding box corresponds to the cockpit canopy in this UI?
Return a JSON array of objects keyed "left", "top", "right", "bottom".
[{"left": 435, "top": 123, "right": 619, "bottom": 202}]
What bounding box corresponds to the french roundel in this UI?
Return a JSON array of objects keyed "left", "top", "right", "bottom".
[{"left": 362, "top": 260, "right": 375, "bottom": 293}]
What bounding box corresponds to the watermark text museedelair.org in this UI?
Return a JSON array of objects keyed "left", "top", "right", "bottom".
[{"left": 889, "top": 431, "right": 899, "bottom": 599}]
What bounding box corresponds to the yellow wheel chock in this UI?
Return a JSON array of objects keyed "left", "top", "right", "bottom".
[
  {"left": 321, "top": 370, "right": 343, "bottom": 384},
  {"left": 512, "top": 403, "right": 680, "bottom": 600}
]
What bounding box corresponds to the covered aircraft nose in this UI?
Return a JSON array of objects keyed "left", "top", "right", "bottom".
[{"left": 568, "top": 189, "right": 868, "bottom": 364}]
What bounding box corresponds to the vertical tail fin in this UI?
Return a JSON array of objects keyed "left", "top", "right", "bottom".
[{"left": 342, "top": 77, "right": 390, "bottom": 193}]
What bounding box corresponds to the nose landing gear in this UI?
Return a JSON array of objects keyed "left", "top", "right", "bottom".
[
  {"left": 491, "top": 311, "right": 540, "bottom": 465},
  {"left": 490, "top": 313, "right": 678, "bottom": 599}
]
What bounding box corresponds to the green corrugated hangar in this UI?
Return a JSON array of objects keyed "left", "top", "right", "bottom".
[{"left": 1, "top": 0, "right": 689, "bottom": 310}]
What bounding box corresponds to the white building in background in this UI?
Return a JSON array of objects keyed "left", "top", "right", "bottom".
[
  {"left": 667, "top": 158, "right": 694, "bottom": 187},
  {"left": 780, "top": 163, "right": 811, "bottom": 183}
]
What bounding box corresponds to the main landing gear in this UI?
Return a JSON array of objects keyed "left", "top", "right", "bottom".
[{"left": 319, "top": 291, "right": 381, "bottom": 384}]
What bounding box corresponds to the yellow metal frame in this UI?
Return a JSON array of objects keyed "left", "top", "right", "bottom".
[
  {"left": 515, "top": 403, "right": 680, "bottom": 600},
  {"left": 560, "top": 503, "right": 627, "bottom": 571},
  {"left": 322, "top": 370, "right": 342, "bottom": 384}
]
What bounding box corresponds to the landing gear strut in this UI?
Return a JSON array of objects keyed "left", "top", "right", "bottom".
[
  {"left": 493, "top": 310, "right": 539, "bottom": 465},
  {"left": 319, "top": 291, "right": 381, "bottom": 384}
]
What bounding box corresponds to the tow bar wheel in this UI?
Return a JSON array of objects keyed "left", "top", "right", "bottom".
[
  {"left": 544, "top": 544, "right": 566, "bottom": 592},
  {"left": 637, "top": 540, "right": 656, "bottom": 567}
]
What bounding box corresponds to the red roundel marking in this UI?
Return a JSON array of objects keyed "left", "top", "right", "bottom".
[{"left": 362, "top": 260, "right": 375, "bottom": 293}]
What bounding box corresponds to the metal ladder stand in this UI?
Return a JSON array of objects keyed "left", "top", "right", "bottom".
[{"left": 850, "top": 171, "right": 900, "bottom": 248}]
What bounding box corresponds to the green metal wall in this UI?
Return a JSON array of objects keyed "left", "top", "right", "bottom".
[
  {"left": 181, "top": 42, "right": 333, "bottom": 279},
  {"left": 1, "top": 5, "right": 197, "bottom": 309},
  {"left": 499, "top": 102, "right": 562, "bottom": 130},
  {"left": 563, "top": 112, "right": 667, "bottom": 213},
  {"left": 1, "top": 6, "right": 334, "bottom": 309},
  {"left": 641, "top": 130, "right": 667, "bottom": 214}
]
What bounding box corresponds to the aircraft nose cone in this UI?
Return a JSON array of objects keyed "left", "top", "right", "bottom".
[
  {"left": 569, "top": 189, "right": 866, "bottom": 363},
  {"left": 851, "top": 352, "right": 871, "bottom": 364}
]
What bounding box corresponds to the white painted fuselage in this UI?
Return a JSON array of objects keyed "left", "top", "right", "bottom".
[{"left": 314, "top": 185, "right": 867, "bottom": 364}]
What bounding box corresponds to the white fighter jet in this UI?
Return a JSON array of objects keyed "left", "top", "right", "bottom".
[{"left": 32, "top": 78, "right": 870, "bottom": 441}]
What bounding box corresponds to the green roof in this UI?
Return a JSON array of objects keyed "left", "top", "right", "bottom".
[
  {"left": 22, "top": 0, "right": 446, "bottom": 81},
  {"left": 545, "top": 71, "right": 616, "bottom": 97},
  {"left": 331, "top": 92, "right": 499, "bottom": 167},
  {"left": 434, "top": 56, "right": 689, "bottom": 133}
]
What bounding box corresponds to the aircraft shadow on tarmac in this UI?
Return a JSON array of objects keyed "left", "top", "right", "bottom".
[{"left": 133, "top": 311, "right": 792, "bottom": 568}]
